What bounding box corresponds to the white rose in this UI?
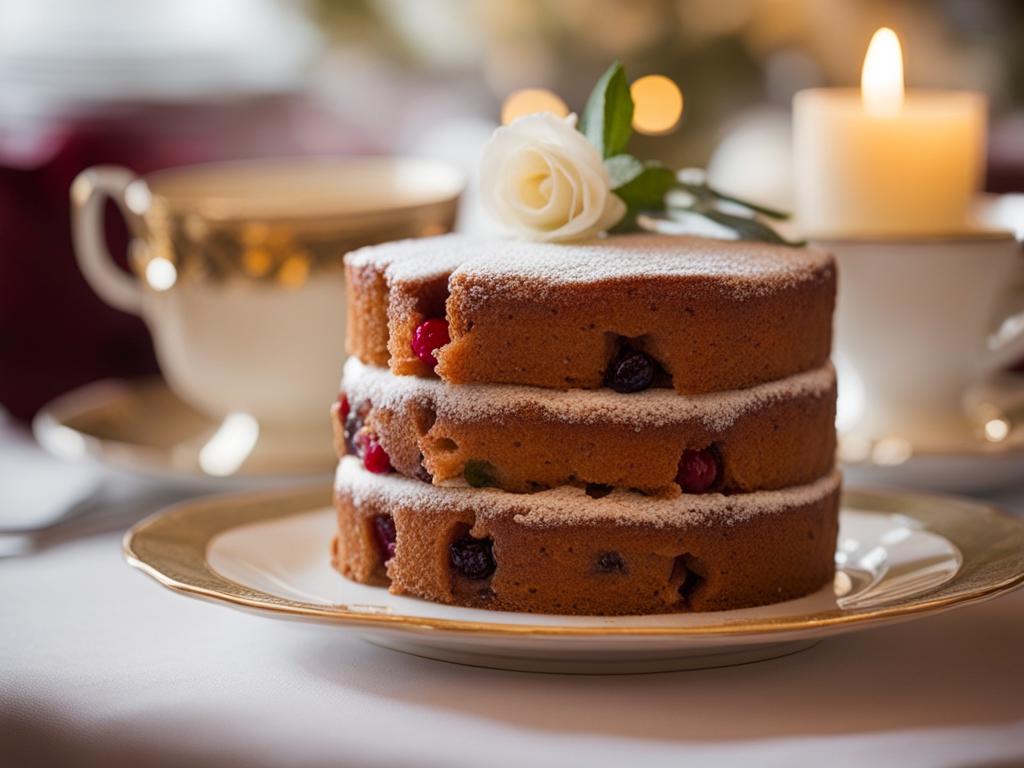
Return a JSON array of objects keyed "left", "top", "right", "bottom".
[{"left": 480, "top": 113, "right": 626, "bottom": 242}]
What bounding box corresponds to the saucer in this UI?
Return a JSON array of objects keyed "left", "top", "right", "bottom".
[
  {"left": 839, "top": 373, "right": 1024, "bottom": 493},
  {"left": 840, "top": 434, "right": 1024, "bottom": 493},
  {"left": 124, "top": 485, "right": 1024, "bottom": 674},
  {"left": 34, "top": 378, "right": 335, "bottom": 489}
]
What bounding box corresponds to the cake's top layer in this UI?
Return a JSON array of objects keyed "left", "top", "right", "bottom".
[
  {"left": 344, "top": 232, "right": 836, "bottom": 394},
  {"left": 336, "top": 456, "right": 840, "bottom": 528},
  {"left": 346, "top": 233, "right": 832, "bottom": 300},
  {"left": 342, "top": 357, "right": 836, "bottom": 432}
]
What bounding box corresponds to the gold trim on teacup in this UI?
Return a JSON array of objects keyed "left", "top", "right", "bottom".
[
  {"left": 126, "top": 157, "right": 463, "bottom": 288},
  {"left": 129, "top": 204, "right": 457, "bottom": 289},
  {"left": 124, "top": 486, "right": 1024, "bottom": 638}
]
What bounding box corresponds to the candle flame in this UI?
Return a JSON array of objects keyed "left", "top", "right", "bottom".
[{"left": 861, "top": 27, "right": 905, "bottom": 117}]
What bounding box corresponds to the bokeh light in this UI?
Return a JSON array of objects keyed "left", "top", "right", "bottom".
[
  {"left": 144, "top": 256, "right": 177, "bottom": 291},
  {"left": 242, "top": 247, "right": 273, "bottom": 277},
  {"left": 872, "top": 436, "right": 913, "bottom": 466},
  {"left": 984, "top": 417, "right": 1010, "bottom": 443},
  {"left": 501, "top": 88, "right": 570, "bottom": 124},
  {"left": 630, "top": 75, "right": 684, "bottom": 135},
  {"left": 277, "top": 251, "right": 311, "bottom": 288}
]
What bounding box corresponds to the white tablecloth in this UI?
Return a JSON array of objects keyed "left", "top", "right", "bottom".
[{"left": 2, "top": 426, "right": 1024, "bottom": 768}]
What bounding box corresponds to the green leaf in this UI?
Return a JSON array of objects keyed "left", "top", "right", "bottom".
[
  {"left": 607, "top": 156, "right": 676, "bottom": 211},
  {"left": 604, "top": 154, "right": 645, "bottom": 187},
  {"left": 579, "top": 61, "right": 634, "bottom": 158}
]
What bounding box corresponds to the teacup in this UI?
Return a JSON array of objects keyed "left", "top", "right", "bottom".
[
  {"left": 817, "top": 231, "right": 1024, "bottom": 447},
  {"left": 71, "top": 156, "right": 463, "bottom": 448}
]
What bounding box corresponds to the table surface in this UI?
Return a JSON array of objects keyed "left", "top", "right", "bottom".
[{"left": 2, "top": 423, "right": 1023, "bottom": 768}]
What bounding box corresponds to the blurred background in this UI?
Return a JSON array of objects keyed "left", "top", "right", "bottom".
[{"left": 3, "top": 0, "right": 1023, "bottom": 423}]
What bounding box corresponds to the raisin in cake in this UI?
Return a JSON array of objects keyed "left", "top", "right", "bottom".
[{"left": 332, "top": 233, "right": 840, "bottom": 615}]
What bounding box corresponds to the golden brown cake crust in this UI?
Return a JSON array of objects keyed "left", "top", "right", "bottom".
[
  {"left": 334, "top": 359, "right": 837, "bottom": 495},
  {"left": 344, "top": 260, "right": 391, "bottom": 367},
  {"left": 344, "top": 233, "right": 836, "bottom": 394},
  {"left": 333, "top": 459, "right": 840, "bottom": 615}
]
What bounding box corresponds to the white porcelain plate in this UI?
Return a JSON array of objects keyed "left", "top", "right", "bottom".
[{"left": 125, "top": 487, "right": 1024, "bottom": 674}]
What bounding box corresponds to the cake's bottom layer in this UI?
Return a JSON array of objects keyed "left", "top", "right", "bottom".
[{"left": 333, "top": 460, "right": 841, "bottom": 616}]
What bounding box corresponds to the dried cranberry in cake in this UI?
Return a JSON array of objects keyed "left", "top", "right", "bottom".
[
  {"left": 677, "top": 555, "right": 708, "bottom": 604},
  {"left": 343, "top": 415, "right": 361, "bottom": 455},
  {"left": 411, "top": 318, "right": 450, "bottom": 368},
  {"left": 595, "top": 551, "right": 626, "bottom": 574},
  {"left": 343, "top": 400, "right": 370, "bottom": 455},
  {"left": 338, "top": 393, "right": 351, "bottom": 422},
  {"left": 605, "top": 346, "right": 655, "bottom": 393},
  {"left": 676, "top": 448, "right": 720, "bottom": 493},
  {"left": 352, "top": 428, "right": 368, "bottom": 457},
  {"left": 414, "top": 461, "right": 433, "bottom": 483},
  {"left": 372, "top": 515, "right": 397, "bottom": 562},
  {"left": 449, "top": 535, "right": 496, "bottom": 580},
  {"left": 362, "top": 433, "right": 392, "bottom": 474}
]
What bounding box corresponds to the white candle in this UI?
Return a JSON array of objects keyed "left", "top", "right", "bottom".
[{"left": 793, "top": 28, "right": 987, "bottom": 237}]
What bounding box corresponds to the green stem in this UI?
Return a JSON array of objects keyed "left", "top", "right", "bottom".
[
  {"left": 663, "top": 204, "right": 805, "bottom": 247},
  {"left": 673, "top": 182, "right": 790, "bottom": 220}
]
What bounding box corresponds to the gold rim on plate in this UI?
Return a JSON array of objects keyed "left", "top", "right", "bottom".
[{"left": 124, "top": 486, "right": 1024, "bottom": 638}]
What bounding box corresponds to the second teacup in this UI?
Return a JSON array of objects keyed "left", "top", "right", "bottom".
[{"left": 819, "top": 231, "right": 1024, "bottom": 447}]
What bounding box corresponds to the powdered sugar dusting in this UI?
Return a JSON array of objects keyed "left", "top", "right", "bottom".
[
  {"left": 345, "top": 233, "right": 832, "bottom": 301},
  {"left": 347, "top": 233, "right": 482, "bottom": 284},
  {"left": 342, "top": 358, "right": 835, "bottom": 431},
  {"left": 454, "top": 234, "right": 830, "bottom": 300},
  {"left": 336, "top": 457, "right": 840, "bottom": 528}
]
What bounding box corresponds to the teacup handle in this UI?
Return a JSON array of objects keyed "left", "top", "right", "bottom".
[
  {"left": 70, "top": 166, "right": 145, "bottom": 315},
  {"left": 978, "top": 240, "right": 1024, "bottom": 374}
]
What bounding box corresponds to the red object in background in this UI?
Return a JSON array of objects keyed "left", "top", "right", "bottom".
[{"left": 0, "top": 98, "right": 374, "bottom": 422}]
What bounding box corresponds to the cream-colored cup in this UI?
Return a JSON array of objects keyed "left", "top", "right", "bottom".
[
  {"left": 817, "top": 231, "right": 1024, "bottom": 447},
  {"left": 71, "top": 157, "right": 463, "bottom": 437}
]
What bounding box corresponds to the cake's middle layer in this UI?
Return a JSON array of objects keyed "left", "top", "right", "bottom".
[{"left": 334, "top": 358, "right": 837, "bottom": 495}]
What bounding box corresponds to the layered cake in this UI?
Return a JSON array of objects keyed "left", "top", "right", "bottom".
[{"left": 332, "top": 233, "right": 840, "bottom": 615}]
